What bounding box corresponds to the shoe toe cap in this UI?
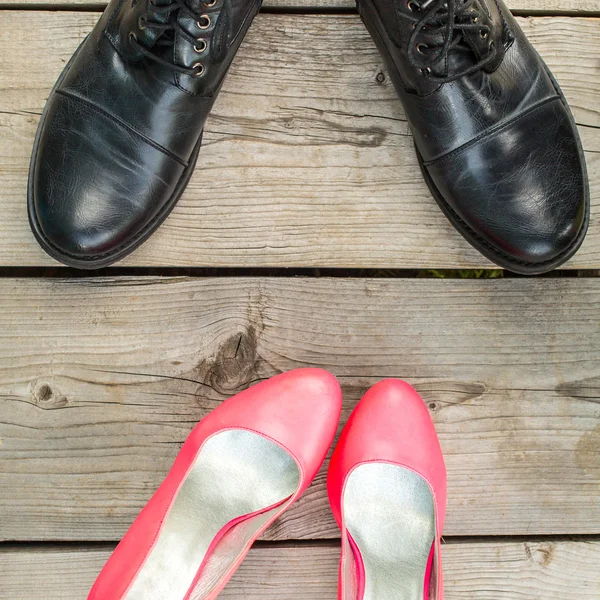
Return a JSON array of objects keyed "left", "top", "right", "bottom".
[
  {"left": 425, "top": 98, "right": 589, "bottom": 273},
  {"left": 29, "top": 93, "right": 186, "bottom": 267},
  {"left": 255, "top": 368, "right": 343, "bottom": 470},
  {"left": 350, "top": 379, "right": 440, "bottom": 457},
  {"left": 328, "top": 379, "right": 446, "bottom": 527},
  {"left": 211, "top": 369, "right": 342, "bottom": 483}
]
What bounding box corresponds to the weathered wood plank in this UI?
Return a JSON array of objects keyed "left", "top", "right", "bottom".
[
  {"left": 0, "top": 0, "right": 598, "bottom": 13},
  {"left": 1, "top": 541, "right": 599, "bottom": 599},
  {"left": 0, "top": 277, "right": 598, "bottom": 541},
  {"left": 0, "top": 13, "right": 598, "bottom": 269}
]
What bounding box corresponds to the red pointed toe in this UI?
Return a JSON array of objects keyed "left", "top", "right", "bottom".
[
  {"left": 328, "top": 379, "right": 446, "bottom": 600},
  {"left": 89, "top": 369, "right": 342, "bottom": 600}
]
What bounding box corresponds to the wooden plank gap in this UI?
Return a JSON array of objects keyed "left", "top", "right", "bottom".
[{"left": 0, "top": 266, "right": 590, "bottom": 279}]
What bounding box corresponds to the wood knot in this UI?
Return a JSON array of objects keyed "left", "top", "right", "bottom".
[
  {"left": 524, "top": 542, "right": 555, "bottom": 567},
  {"left": 196, "top": 327, "right": 261, "bottom": 396},
  {"left": 32, "top": 381, "right": 68, "bottom": 409}
]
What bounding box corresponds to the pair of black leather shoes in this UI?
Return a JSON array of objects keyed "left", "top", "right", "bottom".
[{"left": 28, "top": 0, "right": 589, "bottom": 273}]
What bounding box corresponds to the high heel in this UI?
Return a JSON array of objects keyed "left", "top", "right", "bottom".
[
  {"left": 328, "top": 379, "right": 447, "bottom": 600},
  {"left": 88, "top": 368, "right": 342, "bottom": 600}
]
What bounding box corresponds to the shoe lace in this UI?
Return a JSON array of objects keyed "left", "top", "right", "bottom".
[
  {"left": 403, "top": 0, "right": 498, "bottom": 83},
  {"left": 129, "top": 0, "right": 228, "bottom": 77}
]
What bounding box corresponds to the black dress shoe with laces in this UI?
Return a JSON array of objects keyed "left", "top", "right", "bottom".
[
  {"left": 358, "top": 0, "right": 589, "bottom": 274},
  {"left": 29, "top": 0, "right": 260, "bottom": 268}
]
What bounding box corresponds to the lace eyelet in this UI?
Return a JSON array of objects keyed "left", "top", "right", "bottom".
[
  {"left": 479, "top": 29, "right": 488, "bottom": 39},
  {"left": 138, "top": 15, "right": 146, "bottom": 30},
  {"left": 421, "top": 67, "right": 431, "bottom": 76},
  {"left": 197, "top": 14, "right": 211, "bottom": 29},
  {"left": 129, "top": 31, "right": 138, "bottom": 43},
  {"left": 204, "top": 0, "right": 217, "bottom": 6},
  {"left": 407, "top": 0, "right": 421, "bottom": 11},
  {"left": 471, "top": 16, "right": 479, "bottom": 23},
  {"left": 194, "top": 39, "right": 207, "bottom": 53},
  {"left": 416, "top": 43, "right": 428, "bottom": 54},
  {"left": 192, "top": 62, "right": 205, "bottom": 77}
]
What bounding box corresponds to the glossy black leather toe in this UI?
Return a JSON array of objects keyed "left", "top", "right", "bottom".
[
  {"left": 423, "top": 97, "right": 588, "bottom": 270},
  {"left": 31, "top": 93, "right": 186, "bottom": 264},
  {"left": 358, "top": 0, "right": 590, "bottom": 274},
  {"left": 28, "top": 0, "right": 261, "bottom": 268}
]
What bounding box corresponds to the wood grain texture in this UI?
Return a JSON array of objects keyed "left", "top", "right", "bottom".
[
  {"left": 1, "top": 541, "right": 599, "bottom": 599},
  {"left": 0, "top": 13, "right": 598, "bottom": 269},
  {"left": 0, "top": 276, "right": 598, "bottom": 541}
]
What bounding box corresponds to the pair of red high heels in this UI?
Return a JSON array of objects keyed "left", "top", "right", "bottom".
[{"left": 88, "top": 369, "right": 446, "bottom": 600}]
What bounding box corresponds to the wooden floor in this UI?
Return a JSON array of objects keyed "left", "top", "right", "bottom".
[{"left": 0, "top": 0, "right": 599, "bottom": 598}]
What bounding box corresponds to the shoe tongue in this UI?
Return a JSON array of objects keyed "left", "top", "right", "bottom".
[
  {"left": 445, "top": 42, "right": 480, "bottom": 75},
  {"left": 140, "top": 1, "right": 174, "bottom": 57},
  {"left": 184, "top": 0, "right": 205, "bottom": 11},
  {"left": 426, "top": 0, "right": 494, "bottom": 76},
  {"left": 148, "top": 0, "right": 201, "bottom": 57}
]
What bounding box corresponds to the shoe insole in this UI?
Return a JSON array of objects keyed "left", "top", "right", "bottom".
[
  {"left": 343, "top": 463, "right": 435, "bottom": 600},
  {"left": 123, "top": 429, "right": 300, "bottom": 600}
]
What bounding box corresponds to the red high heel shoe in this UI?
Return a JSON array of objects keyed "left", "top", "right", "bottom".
[
  {"left": 88, "top": 368, "right": 342, "bottom": 600},
  {"left": 328, "top": 380, "right": 447, "bottom": 600}
]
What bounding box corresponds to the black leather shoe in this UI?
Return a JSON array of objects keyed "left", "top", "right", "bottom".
[
  {"left": 29, "top": 0, "right": 260, "bottom": 268},
  {"left": 358, "top": 0, "right": 589, "bottom": 274}
]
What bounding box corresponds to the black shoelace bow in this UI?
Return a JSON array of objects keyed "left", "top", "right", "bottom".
[
  {"left": 129, "top": 0, "right": 230, "bottom": 77},
  {"left": 403, "top": 0, "right": 499, "bottom": 83}
]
